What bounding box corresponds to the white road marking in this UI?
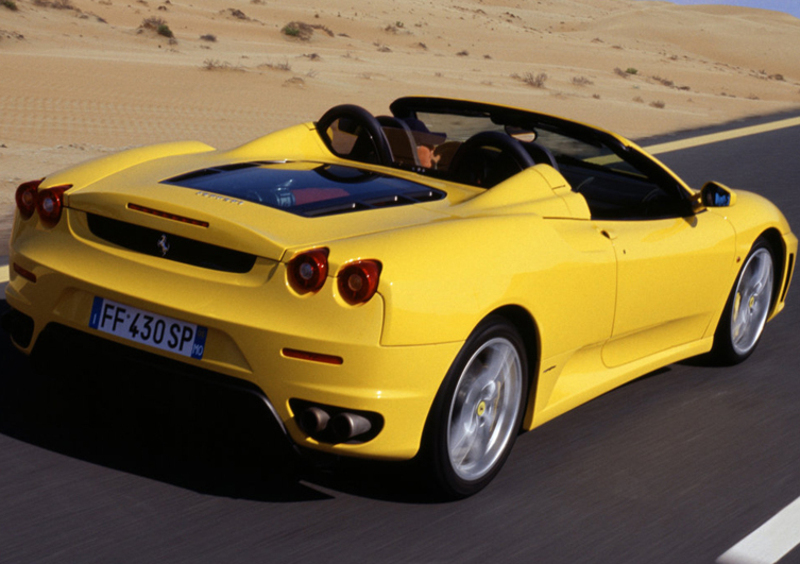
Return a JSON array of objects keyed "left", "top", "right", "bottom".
[
  {"left": 717, "top": 496, "right": 800, "bottom": 564},
  {"left": 644, "top": 116, "right": 800, "bottom": 155}
]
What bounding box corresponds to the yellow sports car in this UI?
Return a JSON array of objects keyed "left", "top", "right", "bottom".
[{"left": 4, "top": 97, "right": 796, "bottom": 497}]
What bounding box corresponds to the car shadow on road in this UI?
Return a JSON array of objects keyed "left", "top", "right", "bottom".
[{"left": 0, "top": 302, "right": 438, "bottom": 504}]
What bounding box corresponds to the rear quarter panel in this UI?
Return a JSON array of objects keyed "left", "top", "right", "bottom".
[{"left": 327, "top": 213, "right": 617, "bottom": 365}]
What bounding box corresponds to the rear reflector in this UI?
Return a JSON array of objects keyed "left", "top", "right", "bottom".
[
  {"left": 282, "top": 348, "right": 343, "bottom": 365},
  {"left": 13, "top": 263, "right": 37, "bottom": 283}
]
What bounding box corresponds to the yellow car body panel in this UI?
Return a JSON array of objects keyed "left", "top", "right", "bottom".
[{"left": 5, "top": 97, "right": 796, "bottom": 467}]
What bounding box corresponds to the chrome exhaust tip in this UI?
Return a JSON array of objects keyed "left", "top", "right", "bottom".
[
  {"left": 331, "top": 412, "right": 372, "bottom": 442},
  {"left": 298, "top": 407, "right": 330, "bottom": 435}
]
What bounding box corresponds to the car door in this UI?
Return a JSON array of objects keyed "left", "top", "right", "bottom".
[
  {"left": 533, "top": 123, "right": 737, "bottom": 367},
  {"left": 598, "top": 211, "right": 736, "bottom": 367}
]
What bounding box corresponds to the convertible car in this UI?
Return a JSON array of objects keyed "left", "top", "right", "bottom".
[{"left": 4, "top": 97, "right": 796, "bottom": 497}]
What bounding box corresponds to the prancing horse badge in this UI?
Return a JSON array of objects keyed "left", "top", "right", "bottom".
[{"left": 157, "top": 234, "right": 170, "bottom": 257}]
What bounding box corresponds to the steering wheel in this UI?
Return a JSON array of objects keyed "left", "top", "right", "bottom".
[
  {"left": 316, "top": 104, "right": 393, "bottom": 166},
  {"left": 448, "top": 131, "right": 536, "bottom": 187}
]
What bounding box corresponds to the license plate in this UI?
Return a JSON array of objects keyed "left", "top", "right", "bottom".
[{"left": 89, "top": 297, "right": 207, "bottom": 359}]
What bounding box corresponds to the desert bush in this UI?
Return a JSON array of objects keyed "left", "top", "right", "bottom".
[
  {"left": 2, "top": 0, "right": 18, "bottom": 11},
  {"left": 140, "top": 17, "right": 174, "bottom": 39},
  {"left": 200, "top": 34, "right": 217, "bottom": 42},
  {"left": 282, "top": 22, "right": 309, "bottom": 39},
  {"left": 141, "top": 16, "right": 166, "bottom": 29},
  {"left": 513, "top": 72, "right": 548, "bottom": 88},
  {"left": 572, "top": 76, "right": 593, "bottom": 86},
  {"left": 649, "top": 100, "right": 666, "bottom": 109},
  {"left": 283, "top": 76, "right": 305, "bottom": 87},
  {"left": 203, "top": 59, "right": 228, "bottom": 70},
  {"left": 202, "top": 59, "right": 242, "bottom": 71},
  {"left": 651, "top": 76, "right": 675, "bottom": 88},
  {"left": 626, "top": 67, "right": 638, "bottom": 75},
  {"left": 227, "top": 8, "right": 247, "bottom": 19},
  {"left": 261, "top": 60, "right": 291, "bottom": 71},
  {"left": 281, "top": 21, "right": 332, "bottom": 40}
]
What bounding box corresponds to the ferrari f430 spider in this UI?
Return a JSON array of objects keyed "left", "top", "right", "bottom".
[{"left": 4, "top": 97, "right": 796, "bottom": 497}]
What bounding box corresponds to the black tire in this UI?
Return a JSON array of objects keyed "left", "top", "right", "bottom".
[
  {"left": 709, "top": 237, "right": 775, "bottom": 365},
  {"left": 423, "top": 316, "right": 528, "bottom": 498}
]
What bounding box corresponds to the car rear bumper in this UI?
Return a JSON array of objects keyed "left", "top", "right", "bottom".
[{"left": 6, "top": 235, "right": 462, "bottom": 461}]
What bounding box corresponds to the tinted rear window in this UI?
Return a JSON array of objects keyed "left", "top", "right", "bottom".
[{"left": 164, "top": 163, "right": 446, "bottom": 217}]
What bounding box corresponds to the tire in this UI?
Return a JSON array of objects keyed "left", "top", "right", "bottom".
[
  {"left": 710, "top": 237, "right": 775, "bottom": 365},
  {"left": 424, "top": 316, "right": 528, "bottom": 498}
]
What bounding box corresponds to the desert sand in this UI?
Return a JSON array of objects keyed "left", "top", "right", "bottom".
[{"left": 2, "top": 0, "right": 800, "bottom": 243}]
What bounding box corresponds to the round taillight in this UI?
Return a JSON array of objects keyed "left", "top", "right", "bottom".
[
  {"left": 36, "top": 185, "right": 69, "bottom": 228},
  {"left": 15, "top": 180, "right": 42, "bottom": 220},
  {"left": 338, "top": 260, "right": 381, "bottom": 305},
  {"left": 287, "top": 248, "right": 329, "bottom": 294}
]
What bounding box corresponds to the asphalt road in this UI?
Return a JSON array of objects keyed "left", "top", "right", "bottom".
[{"left": 2, "top": 116, "right": 800, "bottom": 564}]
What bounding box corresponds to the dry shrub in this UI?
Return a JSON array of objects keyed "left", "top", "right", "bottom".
[
  {"left": 224, "top": 8, "right": 248, "bottom": 20},
  {"left": 33, "top": 0, "right": 77, "bottom": 9},
  {"left": 202, "top": 59, "right": 243, "bottom": 71},
  {"left": 512, "top": 72, "right": 548, "bottom": 88},
  {"left": 260, "top": 60, "right": 291, "bottom": 71},
  {"left": 283, "top": 76, "right": 306, "bottom": 87},
  {"left": 282, "top": 21, "right": 333, "bottom": 41},
  {"left": 651, "top": 76, "right": 675, "bottom": 88},
  {"left": 572, "top": 76, "right": 593, "bottom": 87}
]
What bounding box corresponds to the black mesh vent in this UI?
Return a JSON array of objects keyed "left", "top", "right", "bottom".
[{"left": 87, "top": 214, "right": 257, "bottom": 273}]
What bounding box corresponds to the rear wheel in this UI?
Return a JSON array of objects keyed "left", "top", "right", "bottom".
[
  {"left": 710, "top": 238, "right": 775, "bottom": 365},
  {"left": 424, "top": 316, "right": 528, "bottom": 498}
]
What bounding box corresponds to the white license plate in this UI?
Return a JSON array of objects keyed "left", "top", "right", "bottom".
[{"left": 88, "top": 297, "right": 207, "bottom": 359}]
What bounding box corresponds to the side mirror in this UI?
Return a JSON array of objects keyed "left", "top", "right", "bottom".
[{"left": 700, "top": 181, "right": 737, "bottom": 208}]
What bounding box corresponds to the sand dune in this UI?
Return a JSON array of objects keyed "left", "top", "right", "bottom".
[{"left": 1, "top": 0, "right": 799, "bottom": 241}]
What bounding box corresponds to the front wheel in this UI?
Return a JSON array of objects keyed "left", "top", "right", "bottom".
[
  {"left": 423, "top": 316, "right": 528, "bottom": 498},
  {"left": 710, "top": 238, "right": 775, "bottom": 365}
]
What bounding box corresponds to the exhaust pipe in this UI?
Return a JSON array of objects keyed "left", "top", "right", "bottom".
[
  {"left": 331, "top": 412, "right": 372, "bottom": 442},
  {"left": 298, "top": 407, "right": 330, "bottom": 435}
]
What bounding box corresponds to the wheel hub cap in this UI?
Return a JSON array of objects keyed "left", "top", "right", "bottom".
[
  {"left": 731, "top": 247, "right": 773, "bottom": 356},
  {"left": 447, "top": 337, "right": 523, "bottom": 481}
]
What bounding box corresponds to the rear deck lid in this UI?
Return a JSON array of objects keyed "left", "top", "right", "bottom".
[{"left": 66, "top": 161, "right": 451, "bottom": 263}]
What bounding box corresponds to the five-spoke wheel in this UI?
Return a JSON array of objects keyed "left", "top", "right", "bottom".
[
  {"left": 425, "top": 316, "right": 528, "bottom": 498},
  {"left": 711, "top": 237, "right": 775, "bottom": 364}
]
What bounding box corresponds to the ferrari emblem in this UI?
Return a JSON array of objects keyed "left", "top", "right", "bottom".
[{"left": 157, "top": 234, "right": 170, "bottom": 257}]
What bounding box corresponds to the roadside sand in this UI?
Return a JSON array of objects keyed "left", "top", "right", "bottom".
[{"left": 2, "top": 0, "right": 799, "bottom": 244}]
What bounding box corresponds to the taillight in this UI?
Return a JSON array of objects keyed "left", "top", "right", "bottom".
[
  {"left": 36, "top": 185, "right": 70, "bottom": 228},
  {"left": 338, "top": 260, "right": 381, "bottom": 305},
  {"left": 287, "top": 248, "right": 329, "bottom": 294},
  {"left": 15, "top": 180, "right": 42, "bottom": 220}
]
